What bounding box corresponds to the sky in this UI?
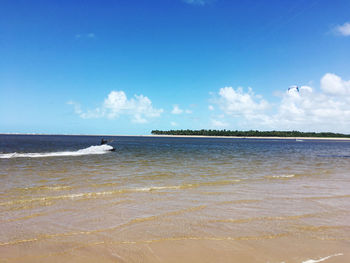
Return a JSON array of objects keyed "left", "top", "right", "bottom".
[{"left": 1, "top": 0, "right": 350, "bottom": 135}]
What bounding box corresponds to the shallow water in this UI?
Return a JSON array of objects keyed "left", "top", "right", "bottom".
[{"left": 0, "top": 135, "right": 349, "bottom": 262}]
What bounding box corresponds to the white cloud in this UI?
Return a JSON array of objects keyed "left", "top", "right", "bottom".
[
  {"left": 321, "top": 73, "right": 350, "bottom": 95},
  {"left": 208, "top": 105, "right": 214, "bottom": 111},
  {"left": 171, "top": 105, "right": 183, "bottom": 114},
  {"left": 67, "top": 101, "right": 82, "bottom": 115},
  {"left": 271, "top": 82, "right": 350, "bottom": 131},
  {"left": 216, "top": 86, "right": 269, "bottom": 119},
  {"left": 170, "top": 121, "right": 178, "bottom": 126},
  {"left": 171, "top": 105, "right": 192, "bottom": 114},
  {"left": 68, "top": 100, "right": 103, "bottom": 119},
  {"left": 334, "top": 22, "right": 350, "bottom": 36},
  {"left": 211, "top": 73, "right": 350, "bottom": 133},
  {"left": 211, "top": 119, "right": 228, "bottom": 128},
  {"left": 87, "top": 33, "right": 95, "bottom": 38},
  {"left": 69, "top": 91, "right": 163, "bottom": 123}
]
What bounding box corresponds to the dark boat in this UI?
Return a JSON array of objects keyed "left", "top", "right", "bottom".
[{"left": 101, "top": 138, "right": 115, "bottom": 151}]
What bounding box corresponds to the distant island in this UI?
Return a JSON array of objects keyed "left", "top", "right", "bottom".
[{"left": 151, "top": 129, "right": 350, "bottom": 138}]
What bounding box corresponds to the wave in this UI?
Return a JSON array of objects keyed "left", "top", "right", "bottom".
[
  {"left": 0, "top": 181, "right": 242, "bottom": 206},
  {"left": 0, "top": 186, "right": 179, "bottom": 206},
  {"left": 210, "top": 212, "right": 321, "bottom": 224},
  {"left": 0, "top": 145, "right": 114, "bottom": 159},
  {"left": 302, "top": 253, "right": 343, "bottom": 263},
  {"left": 0, "top": 232, "right": 289, "bottom": 247},
  {"left": 265, "top": 174, "right": 295, "bottom": 179}
]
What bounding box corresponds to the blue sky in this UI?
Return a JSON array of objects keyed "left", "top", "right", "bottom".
[{"left": 1, "top": 0, "right": 350, "bottom": 135}]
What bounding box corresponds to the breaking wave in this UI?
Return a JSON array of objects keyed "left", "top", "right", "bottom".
[
  {"left": 302, "top": 253, "right": 343, "bottom": 263},
  {"left": 0, "top": 145, "right": 114, "bottom": 159},
  {"left": 265, "top": 174, "right": 296, "bottom": 179}
]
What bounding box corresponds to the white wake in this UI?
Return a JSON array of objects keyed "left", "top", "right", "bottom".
[
  {"left": 0, "top": 145, "right": 114, "bottom": 159},
  {"left": 302, "top": 253, "right": 343, "bottom": 263}
]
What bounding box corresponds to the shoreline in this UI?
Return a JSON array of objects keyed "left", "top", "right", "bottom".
[
  {"left": 145, "top": 134, "right": 350, "bottom": 141},
  {"left": 2, "top": 133, "right": 350, "bottom": 141}
]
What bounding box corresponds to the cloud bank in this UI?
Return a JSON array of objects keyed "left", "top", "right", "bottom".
[
  {"left": 69, "top": 91, "right": 163, "bottom": 123},
  {"left": 211, "top": 73, "right": 350, "bottom": 133}
]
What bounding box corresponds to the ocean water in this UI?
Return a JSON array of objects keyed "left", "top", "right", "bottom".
[{"left": 0, "top": 135, "right": 349, "bottom": 262}]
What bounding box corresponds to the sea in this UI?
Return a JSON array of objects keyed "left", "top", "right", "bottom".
[{"left": 0, "top": 135, "right": 349, "bottom": 262}]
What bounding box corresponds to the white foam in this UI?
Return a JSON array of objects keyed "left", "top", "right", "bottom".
[
  {"left": 302, "top": 253, "right": 343, "bottom": 263},
  {"left": 273, "top": 174, "right": 295, "bottom": 178},
  {"left": 267, "top": 174, "right": 295, "bottom": 179},
  {"left": 0, "top": 145, "right": 114, "bottom": 159}
]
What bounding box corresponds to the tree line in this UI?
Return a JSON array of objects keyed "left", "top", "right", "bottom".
[{"left": 151, "top": 129, "right": 350, "bottom": 138}]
